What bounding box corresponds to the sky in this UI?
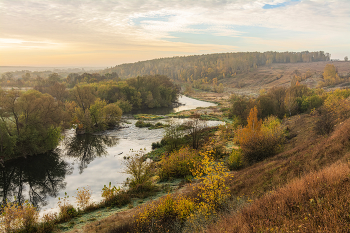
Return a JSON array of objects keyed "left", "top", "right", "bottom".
[{"left": 0, "top": 0, "right": 349, "bottom": 67}]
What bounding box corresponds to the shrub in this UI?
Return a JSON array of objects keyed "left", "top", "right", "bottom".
[
  {"left": 151, "top": 140, "right": 165, "bottom": 150},
  {"left": 101, "top": 182, "right": 120, "bottom": 203},
  {"left": 57, "top": 192, "right": 78, "bottom": 222},
  {"left": 133, "top": 149, "right": 233, "bottom": 233},
  {"left": 36, "top": 213, "right": 58, "bottom": 233},
  {"left": 123, "top": 149, "right": 155, "bottom": 193},
  {"left": 227, "top": 149, "right": 243, "bottom": 170},
  {"left": 158, "top": 147, "right": 199, "bottom": 180},
  {"left": 163, "top": 121, "right": 186, "bottom": 151},
  {"left": 314, "top": 111, "right": 335, "bottom": 135},
  {"left": 235, "top": 107, "right": 284, "bottom": 163},
  {"left": 135, "top": 120, "right": 152, "bottom": 128},
  {"left": 135, "top": 194, "right": 195, "bottom": 233},
  {"left": 101, "top": 182, "right": 131, "bottom": 207},
  {"left": 300, "top": 95, "right": 323, "bottom": 112}
]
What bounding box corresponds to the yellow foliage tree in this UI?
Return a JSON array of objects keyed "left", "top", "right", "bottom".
[
  {"left": 322, "top": 64, "right": 341, "bottom": 86},
  {"left": 235, "top": 107, "right": 284, "bottom": 163},
  {"left": 235, "top": 106, "right": 262, "bottom": 146}
]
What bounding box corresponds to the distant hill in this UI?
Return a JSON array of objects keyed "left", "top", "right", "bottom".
[
  {"left": 0, "top": 66, "right": 103, "bottom": 75},
  {"left": 103, "top": 51, "right": 330, "bottom": 83}
]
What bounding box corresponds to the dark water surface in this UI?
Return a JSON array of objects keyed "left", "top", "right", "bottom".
[{"left": 0, "top": 96, "right": 222, "bottom": 215}]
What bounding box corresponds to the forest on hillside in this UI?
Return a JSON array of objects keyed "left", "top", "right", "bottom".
[{"left": 103, "top": 51, "right": 330, "bottom": 83}]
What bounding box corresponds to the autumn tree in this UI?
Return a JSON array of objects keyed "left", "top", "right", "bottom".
[
  {"left": 35, "top": 82, "right": 68, "bottom": 103},
  {"left": 319, "top": 64, "right": 341, "bottom": 87},
  {"left": 267, "top": 87, "right": 286, "bottom": 118},
  {"left": 229, "top": 95, "right": 254, "bottom": 124},
  {"left": 284, "top": 88, "right": 298, "bottom": 116},
  {"left": 235, "top": 106, "right": 284, "bottom": 163}
]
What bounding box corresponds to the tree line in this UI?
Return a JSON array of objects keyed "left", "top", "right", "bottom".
[
  {"left": 0, "top": 71, "right": 120, "bottom": 88},
  {"left": 103, "top": 51, "right": 330, "bottom": 83},
  {"left": 0, "top": 75, "right": 180, "bottom": 158}
]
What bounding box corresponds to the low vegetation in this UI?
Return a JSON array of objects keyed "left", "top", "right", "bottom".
[
  {"left": 206, "top": 163, "right": 350, "bottom": 232},
  {"left": 135, "top": 120, "right": 167, "bottom": 129}
]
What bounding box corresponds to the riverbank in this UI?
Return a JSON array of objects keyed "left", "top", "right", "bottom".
[
  {"left": 57, "top": 179, "right": 186, "bottom": 232},
  {"left": 0, "top": 94, "right": 225, "bottom": 232}
]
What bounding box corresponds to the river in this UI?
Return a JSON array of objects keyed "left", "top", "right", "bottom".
[{"left": 0, "top": 96, "right": 223, "bottom": 215}]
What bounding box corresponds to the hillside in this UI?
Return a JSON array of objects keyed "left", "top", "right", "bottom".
[
  {"left": 102, "top": 51, "right": 350, "bottom": 96},
  {"left": 103, "top": 51, "right": 330, "bottom": 83},
  {"left": 221, "top": 60, "right": 350, "bottom": 95}
]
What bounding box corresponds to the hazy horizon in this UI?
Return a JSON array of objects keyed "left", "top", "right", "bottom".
[{"left": 1, "top": 0, "right": 349, "bottom": 67}]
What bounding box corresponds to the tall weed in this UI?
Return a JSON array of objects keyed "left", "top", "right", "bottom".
[{"left": 75, "top": 186, "right": 92, "bottom": 210}]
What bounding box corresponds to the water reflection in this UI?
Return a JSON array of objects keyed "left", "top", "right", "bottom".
[
  {"left": 0, "top": 150, "right": 72, "bottom": 209},
  {"left": 63, "top": 134, "right": 119, "bottom": 174}
]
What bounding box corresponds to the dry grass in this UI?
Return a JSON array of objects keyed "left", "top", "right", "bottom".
[
  {"left": 225, "top": 114, "right": 350, "bottom": 199},
  {"left": 204, "top": 108, "right": 350, "bottom": 232},
  {"left": 81, "top": 209, "right": 136, "bottom": 233},
  {"left": 65, "top": 182, "right": 197, "bottom": 233},
  {"left": 206, "top": 162, "right": 350, "bottom": 233},
  {"left": 220, "top": 61, "right": 350, "bottom": 95}
]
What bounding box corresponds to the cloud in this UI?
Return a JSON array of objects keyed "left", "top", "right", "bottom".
[{"left": 0, "top": 0, "right": 349, "bottom": 66}]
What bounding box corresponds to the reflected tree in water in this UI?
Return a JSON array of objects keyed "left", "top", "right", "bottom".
[
  {"left": 63, "top": 134, "right": 118, "bottom": 174},
  {"left": 0, "top": 150, "right": 72, "bottom": 210}
]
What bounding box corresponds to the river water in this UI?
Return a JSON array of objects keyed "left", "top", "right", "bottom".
[{"left": 0, "top": 96, "right": 223, "bottom": 215}]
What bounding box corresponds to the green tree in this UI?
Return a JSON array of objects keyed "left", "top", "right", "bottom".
[
  {"left": 70, "top": 85, "right": 96, "bottom": 113},
  {"left": 0, "top": 89, "right": 65, "bottom": 156},
  {"left": 103, "top": 103, "right": 122, "bottom": 128}
]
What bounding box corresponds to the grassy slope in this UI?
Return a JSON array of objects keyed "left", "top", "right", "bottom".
[{"left": 205, "top": 114, "right": 350, "bottom": 232}]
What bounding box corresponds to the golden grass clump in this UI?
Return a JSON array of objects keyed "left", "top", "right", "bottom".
[
  {"left": 1, "top": 200, "right": 39, "bottom": 232},
  {"left": 75, "top": 186, "right": 92, "bottom": 210},
  {"left": 135, "top": 194, "right": 195, "bottom": 232}
]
